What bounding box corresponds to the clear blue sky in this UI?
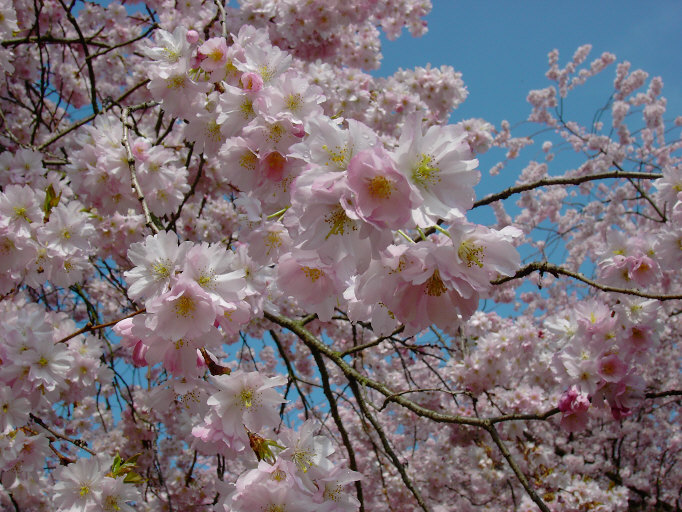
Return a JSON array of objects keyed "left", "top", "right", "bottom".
[{"left": 377, "top": 1, "right": 682, "bottom": 127}]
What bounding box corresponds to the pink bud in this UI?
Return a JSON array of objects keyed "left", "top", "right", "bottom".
[
  {"left": 132, "top": 340, "right": 149, "bottom": 367},
  {"left": 186, "top": 30, "right": 199, "bottom": 44},
  {"left": 240, "top": 72, "right": 263, "bottom": 92},
  {"left": 190, "top": 55, "right": 202, "bottom": 69},
  {"left": 196, "top": 349, "right": 206, "bottom": 368},
  {"left": 291, "top": 122, "right": 305, "bottom": 138}
]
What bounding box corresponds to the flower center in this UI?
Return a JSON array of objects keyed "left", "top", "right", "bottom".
[
  {"left": 167, "top": 75, "right": 186, "bottom": 89},
  {"left": 13, "top": 206, "right": 29, "bottom": 222},
  {"left": 209, "top": 47, "right": 224, "bottom": 62},
  {"left": 239, "top": 151, "right": 257, "bottom": 170},
  {"left": 292, "top": 449, "right": 315, "bottom": 473},
  {"left": 324, "top": 205, "right": 356, "bottom": 239},
  {"left": 286, "top": 93, "right": 302, "bottom": 112},
  {"left": 271, "top": 469, "right": 287, "bottom": 481},
  {"left": 324, "top": 484, "right": 343, "bottom": 502},
  {"left": 239, "top": 388, "right": 255, "bottom": 408},
  {"left": 367, "top": 176, "right": 394, "bottom": 199},
  {"left": 265, "top": 231, "right": 282, "bottom": 252},
  {"left": 206, "top": 120, "right": 222, "bottom": 142},
  {"left": 425, "top": 269, "right": 447, "bottom": 296},
  {"left": 301, "top": 266, "right": 323, "bottom": 283},
  {"left": 322, "top": 144, "right": 351, "bottom": 168},
  {"left": 458, "top": 240, "right": 485, "bottom": 268},
  {"left": 240, "top": 99, "right": 254, "bottom": 119},
  {"left": 103, "top": 495, "right": 121, "bottom": 511},
  {"left": 411, "top": 153, "right": 440, "bottom": 189},
  {"left": 174, "top": 295, "right": 196, "bottom": 318},
  {"left": 152, "top": 259, "right": 171, "bottom": 280},
  {"left": 258, "top": 64, "right": 275, "bottom": 82},
  {"left": 197, "top": 271, "right": 214, "bottom": 288}
]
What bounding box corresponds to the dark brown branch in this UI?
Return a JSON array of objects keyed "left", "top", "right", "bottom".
[
  {"left": 263, "top": 309, "right": 486, "bottom": 428},
  {"left": 270, "top": 330, "right": 311, "bottom": 419},
  {"left": 309, "top": 345, "right": 364, "bottom": 512},
  {"left": 56, "top": 308, "right": 146, "bottom": 344},
  {"left": 473, "top": 171, "right": 662, "bottom": 209},
  {"left": 349, "top": 379, "right": 430, "bottom": 512},
  {"left": 1, "top": 34, "right": 111, "bottom": 48},
  {"left": 340, "top": 326, "right": 405, "bottom": 357},
  {"left": 37, "top": 79, "right": 149, "bottom": 151},
  {"left": 30, "top": 413, "right": 96, "bottom": 456},
  {"left": 184, "top": 450, "right": 198, "bottom": 487},
  {"left": 492, "top": 262, "right": 682, "bottom": 300},
  {"left": 166, "top": 153, "right": 204, "bottom": 232},
  {"left": 484, "top": 423, "right": 551, "bottom": 512},
  {"left": 625, "top": 175, "right": 666, "bottom": 222},
  {"left": 57, "top": 0, "right": 99, "bottom": 114},
  {"left": 86, "top": 23, "right": 158, "bottom": 61},
  {"left": 645, "top": 390, "right": 682, "bottom": 399}
]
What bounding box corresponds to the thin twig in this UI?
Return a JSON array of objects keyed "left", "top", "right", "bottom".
[
  {"left": 264, "top": 310, "right": 486, "bottom": 427},
  {"left": 37, "top": 79, "right": 149, "bottom": 151},
  {"left": 56, "top": 308, "right": 146, "bottom": 344},
  {"left": 484, "top": 423, "right": 551, "bottom": 512},
  {"left": 309, "top": 345, "right": 365, "bottom": 512},
  {"left": 340, "top": 326, "right": 405, "bottom": 357},
  {"left": 122, "top": 103, "right": 162, "bottom": 234},
  {"left": 58, "top": 0, "right": 100, "bottom": 114},
  {"left": 30, "top": 413, "right": 97, "bottom": 456},
  {"left": 213, "top": 0, "right": 228, "bottom": 38},
  {"left": 270, "top": 330, "right": 311, "bottom": 419},
  {"left": 492, "top": 261, "right": 682, "bottom": 300}
]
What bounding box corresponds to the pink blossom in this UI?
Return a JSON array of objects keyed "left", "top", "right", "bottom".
[
  {"left": 558, "top": 386, "right": 590, "bottom": 432},
  {"left": 145, "top": 277, "right": 218, "bottom": 339},
  {"left": 205, "top": 371, "right": 287, "bottom": 440},
  {"left": 198, "top": 37, "right": 229, "bottom": 72},
  {"left": 345, "top": 145, "right": 417, "bottom": 230}
]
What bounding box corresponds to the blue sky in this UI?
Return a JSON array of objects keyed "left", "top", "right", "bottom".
[{"left": 377, "top": 1, "right": 682, "bottom": 127}]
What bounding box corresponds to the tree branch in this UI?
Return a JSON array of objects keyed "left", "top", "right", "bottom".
[
  {"left": 309, "top": 345, "right": 365, "bottom": 512},
  {"left": 263, "top": 309, "right": 486, "bottom": 428},
  {"left": 121, "top": 103, "right": 162, "bottom": 234},
  {"left": 492, "top": 261, "right": 682, "bottom": 300},
  {"left": 349, "top": 379, "right": 431, "bottom": 512},
  {"left": 484, "top": 423, "right": 551, "bottom": 512},
  {"left": 56, "top": 308, "right": 146, "bottom": 344},
  {"left": 473, "top": 171, "right": 662, "bottom": 209}
]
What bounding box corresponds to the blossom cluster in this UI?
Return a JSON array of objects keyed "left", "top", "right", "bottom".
[
  {"left": 0, "top": 1, "right": 680, "bottom": 511},
  {"left": 549, "top": 298, "right": 660, "bottom": 428},
  {"left": 132, "top": 25, "right": 522, "bottom": 337}
]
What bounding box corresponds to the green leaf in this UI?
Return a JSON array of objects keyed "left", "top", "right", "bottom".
[
  {"left": 111, "top": 453, "right": 122, "bottom": 474},
  {"left": 123, "top": 471, "right": 145, "bottom": 484},
  {"left": 43, "top": 184, "right": 61, "bottom": 221}
]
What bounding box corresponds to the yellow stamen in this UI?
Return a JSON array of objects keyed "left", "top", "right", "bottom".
[
  {"left": 412, "top": 153, "right": 440, "bottom": 188},
  {"left": 458, "top": 240, "right": 485, "bottom": 268},
  {"left": 367, "top": 176, "right": 394, "bottom": 199},
  {"left": 425, "top": 269, "right": 447, "bottom": 296},
  {"left": 174, "top": 296, "right": 195, "bottom": 318},
  {"left": 301, "top": 266, "right": 323, "bottom": 282}
]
